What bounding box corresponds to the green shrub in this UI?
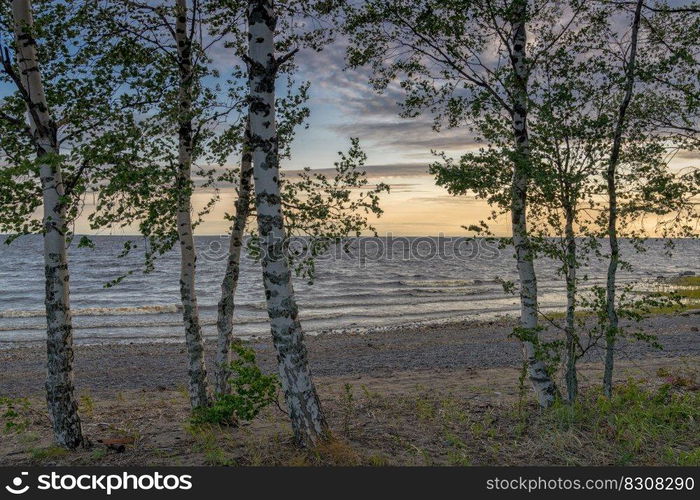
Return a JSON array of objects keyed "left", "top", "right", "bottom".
[
  {"left": 192, "top": 342, "right": 279, "bottom": 425},
  {"left": 0, "top": 396, "right": 30, "bottom": 433}
]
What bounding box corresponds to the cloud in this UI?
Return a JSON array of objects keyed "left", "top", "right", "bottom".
[
  {"left": 296, "top": 40, "right": 479, "bottom": 155},
  {"left": 333, "top": 120, "right": 478, "bottom": 152},
  {"left": 192, "top": 161, "right": 432, "bottom": 190},
  {"left": 282, "top": 162, "right": 430, "bottom": 179},
  {"left": 674, "top": 149, "right": 700, "bottom": 161}
]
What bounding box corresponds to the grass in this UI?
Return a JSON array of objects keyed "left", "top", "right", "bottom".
[
  {"left": 652, "top": 276, "right": 700, "bottom": 312},
  {"left": 547, "top": 276, "right": 700, "bottom": 319},
  {"left": 91, "top": 447, "right": 108, "bottom": 460},
  {"left": 79, "top": 392, "right": 95, "bottom": 417},
  {"left": 186, "top": 423, "right": 238, "bottom": 466},
  {"left": 2, "top": 364, "right": 698, "bottom": 466},
  {"left": 675, "top": 276, "right": 700, "bottom": 287},
  {"left": 549, "top": 302, "right": 699, "bottom": 317},
  {"left": 310, "top": 438, "right": 361, "bottom": 466},
  {"left": 538, "top": 379, "right": 699, "bottom": 465},
  {"left": 0, "top": 396, "right": 31, "bottom": 433},
  {"left": 657, "top": 276, "right": 700, "bottom": 301},
  {"left": 679, "top": 289, "right": 700, "bottom": 299},
  {"left": 30, "top": 446, "right": 69, "bottom": 461}
]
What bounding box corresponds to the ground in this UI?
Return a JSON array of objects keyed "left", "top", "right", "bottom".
[{"left": 1, "top": 312, "right": 698, "bottom": 466}]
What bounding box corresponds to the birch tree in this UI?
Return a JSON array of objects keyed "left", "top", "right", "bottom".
[
  {"left": 595, "top": 0, "right": 700, "bottom": 396},
  {"left": 514, "top": 0, "right": 700, "bottom": 400},
  {"left": 345, "top": 0, "right": 699, "bottom": 403},
  {"left": 507, "top": 0, "right": 559, "bottom": 406},
  {"left": 514, "top": 1, "right": 699, "bottom": 400},
  {"left": 173, "top": 0, "right": 210, "bottom": 408},
  {"left": 427, "top": 22, "right": 608, "bottom": 403},
  {"left": 601, "top": 0, "right": 643, "bottom": 397},
  {"left": 244, "top": 0, "right": 330, "bottom": 445},
  {"left": 215, "top": 124, "right": 253, "bottom": 395},
  {"left": 0, "top": 0, "right": 147, "bottom": 448},
  {"left": 511, "top": 50, "right": 608, "bottom": 402},
  {"left": 214, "top": 134, "right": 388, "bottom": 395},
  {"left": 89, "top": 0, "right": 248, "bottom": 409},
  {"left": 2, "top": 0, "right": 85, "bottom": 449},
  {"left": 529, "top": 131, "right": 610, "bottom": 402},
  {"left": 343, "top": 0, "right": 593, "bottom": 407}
]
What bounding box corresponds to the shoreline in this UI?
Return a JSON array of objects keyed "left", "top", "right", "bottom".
[
  {"left": 2, "top": 304, "right": 698, "bottom": 349},
  {"left": 0, "top": 310, "right": 523, "bottom": 347},
  {"left": 2, "top": 274, "right": 696, "bottom": 347},
  {"left": 1, "top": 311, "right": 698, "bottom": 398}
]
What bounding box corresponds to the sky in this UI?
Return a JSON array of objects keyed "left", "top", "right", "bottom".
[
  {"left": 191, "top": 39, "right": 497, "bottom": 237},
  {"left": 225, "top": 40, "right": 696, "bottom": 237},
  {"left": 266, "top": 44, "right": 492, "bottom": 236},
  {"left": 2, "top": 4, "right": 698, "bottom": 237},
  {"left": 0, "top": 30, "right": 497, "bottom": 236}
]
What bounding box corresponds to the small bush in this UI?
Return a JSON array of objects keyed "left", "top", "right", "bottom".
[
  {"left": 0, "top": 397, "right": 30, "bottom": 433},
  {"left": 191, "top": 342, "right": 279, "bottom": 425}
]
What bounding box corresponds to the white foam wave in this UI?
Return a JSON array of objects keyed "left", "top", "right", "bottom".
[
  {"left": 399, "top": 279, "right": 492, "bottom": 287},
  {"left": 0, "top": 304, "right": 181, "bottom": 319}
]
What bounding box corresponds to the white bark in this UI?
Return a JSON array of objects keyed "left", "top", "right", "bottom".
[
  {"left": 175, "top": 0, "right": 210, "bottom": 409},
  {"left": 604, "top": 0, "right": 643, "bottom": 397},
  {"left": 11, "top": 0, "right": 83, "bottom": 448},
  {"left": 247, "top": 0, "right": 328, "bottom": 446},
  {"left": 510, "top": 2, "right": 557, "bottom": 408},
  {"left": 215, "top": 125, "right": 253, "bottom": 395}
]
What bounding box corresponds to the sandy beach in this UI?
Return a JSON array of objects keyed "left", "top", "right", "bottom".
[
  {"left": 1, "top": 311, "right": 699, "bottom": 397},
  {"left": 1, "top": 311, "right": 698, "bottom": 466}
]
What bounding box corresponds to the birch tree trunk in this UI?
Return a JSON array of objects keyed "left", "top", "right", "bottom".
[
  {"left": 509, "top": 0, "right": 557, "bottom": 408},
  {"left": 11, "top": 0, "right": 83, "bottom": 448},
  {"left": 247, "top": 0, "right": 329, "bottom": 446},
  {"left": 603, "top": 0, "right": 643, "bottom": 398},
  {"left": 215, "top": 125, "right": 253, "bottom": 395},
  {"left": 564, "top": 209, "right": 578, "bottom": 402},
  {"left": 175, "top": 0, "right": 210, "bottom": 409}
]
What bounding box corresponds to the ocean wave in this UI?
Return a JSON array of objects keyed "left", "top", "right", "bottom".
[
  {"left": 399, "top": 279, "right": 493, "bottom": 287},
  {"left": 407, "top": 287, "right": 484, "bottom": 296},
  {"left": 0, "top": 304, "right": 181, "bottom": 319},
  {"left": 198, "top": 302, "right": 269, "bottom": 312},
  {"left": 0, "top": 309, "right": 347, "bottom": 332}
]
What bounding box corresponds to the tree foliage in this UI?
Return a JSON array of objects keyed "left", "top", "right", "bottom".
[{"left": 0, "top": 0, "right": 152, "bottom": 242}]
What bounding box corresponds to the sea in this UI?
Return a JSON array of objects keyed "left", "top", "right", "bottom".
[{"left": 0, "top": 235, "right": 697, "bottom": 345}]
